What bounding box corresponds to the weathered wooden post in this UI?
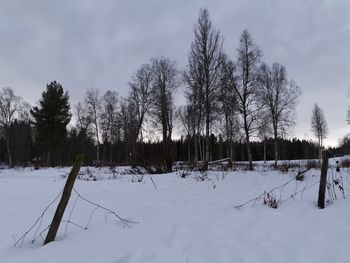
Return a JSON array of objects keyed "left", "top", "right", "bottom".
[
  {"left": 44, "top": 155, "right": 84, "bottom": 245},
  {"left": 317, "top": 151, "right": 329, "bottom": 209}
]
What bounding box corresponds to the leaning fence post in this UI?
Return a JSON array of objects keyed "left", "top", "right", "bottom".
[
  {"left": 317, "top": 151, "right": 329, "bottom": 209},
  {"left": 44, "top": 155, "right": 84, "bottom": 245}
]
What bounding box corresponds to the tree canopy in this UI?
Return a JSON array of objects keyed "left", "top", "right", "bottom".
[{"left": 30, "top": 81, "right": 71, "bottom": 165}]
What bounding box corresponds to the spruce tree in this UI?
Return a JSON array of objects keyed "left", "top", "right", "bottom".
[{"left": 31, "top": 81, "right": 71, "bottom": 166}]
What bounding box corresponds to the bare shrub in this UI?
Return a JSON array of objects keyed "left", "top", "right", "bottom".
[
  {"left": 131, "top": 174, "right": 144, "bottom": 183},
  {"left": 276, "top": 162, "right": 300, "bottom": 173},
  {"left": 341, "top": 158, "right": 350, "bottom": 168},
  {"left": 193, "top": 171, "right": 211, "bottom": 181},
  {"left": 178, "top": 170, "right": 190, "bottom": 178},
  {"left": 306, "top": 160, "right": 320, "bottom": 169},
  {"left": 263, "top": 192, "right": 278, "bottom": 209}
]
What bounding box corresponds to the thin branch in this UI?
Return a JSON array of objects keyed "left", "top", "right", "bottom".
[
  {"left": 13, "top": 189, "right": 63, "bottom": 247},
  {"left": 73, "top": 188, "right": 139, "bottom": 225}
]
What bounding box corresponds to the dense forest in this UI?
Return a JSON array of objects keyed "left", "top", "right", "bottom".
[{"left": 0, "top": 8, "right": 346, "bottom": 169}]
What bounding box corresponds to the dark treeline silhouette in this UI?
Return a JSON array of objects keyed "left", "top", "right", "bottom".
[{"left": 0, "top": 126, "right": 321, "bottom": 167}]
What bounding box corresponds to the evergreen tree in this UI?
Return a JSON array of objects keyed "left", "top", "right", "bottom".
[{"left": 31, "top": 81, "right": 71, "bottom": 166}]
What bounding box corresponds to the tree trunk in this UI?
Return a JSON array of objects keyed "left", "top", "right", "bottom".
[
  {"left": 230, "top": 140, "right": 234, "bottom": 163},
  {"left": 243, "top": 113, "right": 253, "bottom": 170},
  {"left": 110, "top": 143, "right": 113, "bottom": 165},
  {"left": 44, "top": 155, "right": 84, "bottom": 245},
  {"left": 165, "top": 137, "right": 172, "bottom": 172},
  {"left": 204, "top": 106, "right": 210, "bottom": 171},
  {"left": 227, "top": 138, "right": 234, "bottom": 169},
  {"left": 194, "top": 132, "right": 198, "bottom": 164},
  {"left": 274, "top": 130, "right": 278, "bottom": 168},
  {"left": 198, "top": 133, "right": 203, "bottom": 162},
  {"left": 96, "top": 143, "right": 100, "bottom": 164},
  {"left": 244, "top": 126, "right": 253, "bottom": 170},
  {"left": 317, "top": 152, "right": 329, "bottom": 209},
  {"left": 187, "top": 134, "right": 191, "bottom": 164},
  {"left": 264, "top": 137, "right": 267, "bottom": 164},
  {"left": 246, "top": 139, "right": 253, "bottom": 170},
  {"left": 131, "top": 138, "right": 137, "bottom": 168},
  {"left": 47, "top": 150, "right": 51, "bottom": 167},
  {"left": 6, "top": 131, "right": 12, "bottom": 166},
  {"left": 162, "top": 126, "right": 168, "bottom": 171}
]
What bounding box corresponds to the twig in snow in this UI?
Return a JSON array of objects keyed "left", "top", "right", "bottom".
[
  {"left": 150, "top": 176, "right": 158, "bottom": 191},
  {"left": 72, "top": 188, "right": 138, "bottom": 226}
]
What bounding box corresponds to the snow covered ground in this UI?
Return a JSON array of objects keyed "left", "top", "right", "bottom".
[{"left": 0, "top": 165, "right": 350, "bottom": 263}]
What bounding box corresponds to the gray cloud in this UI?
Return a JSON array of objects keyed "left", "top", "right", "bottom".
[{"left": 0, "top": 0, "right": 349, "bottom": 145}]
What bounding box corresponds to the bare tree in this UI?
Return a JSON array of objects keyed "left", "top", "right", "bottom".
[
  {"left": 0, "top": 87, "right": 24, "bottom": 166},
  {"left": 75, "top": 102, "right": 92, "bottom": 135},
  {"left": 183, "top": 79, "right": 203, "bottom": 165},
  {"left": 311, "top": 103, "right": 328, "bottom": 159},
  {"left": 119, "top": 98, "right": 135, "bottom": 163},
  {"left": 184, "top": 8, "right": 223, "bottom": 170},
  {"left": 234, "top": 30, "right": 262, "bottom": 170},
  {"left": 150, "top": 57, "right": 178, "bottom": 172},
  {"left": 257, "top": 112, "right": 272, "bottom": 164},
  {"left": 219, "top": 55, "right": 240, "bottom": 165},
  {"left": 18, "top": 102, "right": 32, "bottom": 123},
  {"left": 100, "top": 90, "right": 119, "bottom": 163},
  {"left": 177, "top": 105, "right": 196, "bottom": 164},
  {"left": 127, "top": 63, "right": 154, "bottom": 165},
  {"left": 257, "top": 62, "right": 300, "bottom": 167},
  {"left": 85, "top": 88, "right": 101, "bottom": 164}
]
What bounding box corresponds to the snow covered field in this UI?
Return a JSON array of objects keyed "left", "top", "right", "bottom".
[{"left": 0, "top": 165, "right": 350, "bottom": 263}]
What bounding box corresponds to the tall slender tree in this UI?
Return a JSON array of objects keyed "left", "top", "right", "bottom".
[
  {"left": 127, "top": 63, "right": 154, "bottom": 165},
  {"left": 100, "top": 90, "right": 119, "bottom": 163},
  {"left": 234, "top": 30, "right": 261, "bottom": 170},
  {"left": 150, "top": 57, "right": 178, "bottom": 172},
  {"left": 31, "top": 81, "right": 71, "bottom": 166},
  {"left": 219, "top": 55, "right": 240, "bottom": 165},
  {"left": 311, "top": 103, "right": 328, "bottom": 160},
  {"left": 177, "top": 105, "right": 195, "bottom": 163},
  {"left": 85, "top": 88, "right": 101, "bottom": 164},
  {"left": 184, "top": 8, "right": 223, "bottom": 170}
]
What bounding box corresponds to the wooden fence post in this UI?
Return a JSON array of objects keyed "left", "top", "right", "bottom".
[
  {"left": 317, "top": 151, "right": 329, "bottom": 209},
  {"left": 44, "top": 155, "right": 84, "bottom": 245}
]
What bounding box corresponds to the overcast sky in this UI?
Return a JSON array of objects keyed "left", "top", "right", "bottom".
[{"left": 0, "top": 0, "right": 349, "bottom": 146}]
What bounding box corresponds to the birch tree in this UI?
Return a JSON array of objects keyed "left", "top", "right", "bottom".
[
  {"left": 234, "top": 30, "right": 261, "bottom": 170},
  {"left": 311, "top": 103, "right": 328, "bottom": 159},
  {"left": 127, "top": 63, "right": 154, "bottom": 165},
  {"left": 257, "top": 62, "right": 300, "bottom": 167},
  {"left": 219, "top": 55, "right": 240, "bottom": 165},
  {"left": 85, "top": 88, "right": 101, "bottom": 164},
  {"left": 150, "top": 57, "right": 178, "bottom": 172},
  {"left": 184, "top": 8, "right": 223, "bottom": 170},
  {"left": 177, "top": 105, "right": 195, "bottom": 163},
  {"left": 100, "top": 90, "right": 119, "bottom": 163}
]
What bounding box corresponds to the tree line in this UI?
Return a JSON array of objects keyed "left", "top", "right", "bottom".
[{"left": 0, "top": 8, "right": 341, "bottom": 170}]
